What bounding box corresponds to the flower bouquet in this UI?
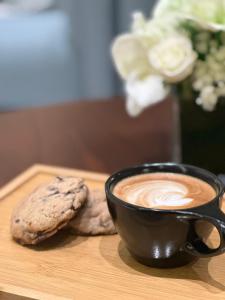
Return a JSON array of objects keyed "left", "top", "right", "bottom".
[{"left": 111, "top": 0, "right": 225, "bottom": 173}]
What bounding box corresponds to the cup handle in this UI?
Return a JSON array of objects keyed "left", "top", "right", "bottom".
[{"left": 183, "top": 203, "right": 225, "bottom": 257}]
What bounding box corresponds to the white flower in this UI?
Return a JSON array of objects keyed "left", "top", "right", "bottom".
[
  {"left": 111, "top": 12, "right": 184, "bottom": 81},
  {"left": 132, "top": 11, "right": 179, "bottom": 40},
  {"left": 111, "top": 34, "right": 151, "bottom": 80},
  {"left": 195, "top": 41, "right": 208, "bottom": 55},
  {"left": 153, "top": 0, "right": 183, "bottom": 18},
  {"left": 148, "top": 35, "right": 197, "bottom": 83},
  {"left": 195, "top": 32, "right": 210, "bottom": 54},
  {"left": 196, "top": 86, "right": 218, "bottom": 111},
  {"left": 125, "top": 75, "right": 169, "bottom": 116},
  {"left": 214, "top": 47, "right": 225, "bottom": 61},
  {"left": 154, "top": 0, "right": 225, "bottom": 32},
  {"left": 132, "top": 12, "right": 147, "bottom": 35}
]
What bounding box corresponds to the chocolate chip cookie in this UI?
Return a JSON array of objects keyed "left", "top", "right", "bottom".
[
  {"left": 69, "top": 189, "right": 117, "bottom": 235},
  {"left": 11, "top": 176, "right": 88, "bottom": 245}
]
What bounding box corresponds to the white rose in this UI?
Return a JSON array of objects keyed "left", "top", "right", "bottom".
[
  {"left": 125, "top": 75, "right": 169, "bottom": 116},
  {"left": 111, "top": 34, "right": 151, "bottom": 80},
  {"left": 111, "top": 12, "right": 182, "bottom": 81},
  {"left": 148, "top": 35, "right": 197, "bottom": 83},
  {"left": 153, "top": 0, "right": 184, "bottom": 18},
  {"left": 188, "top": 0, "right": 225, "bottom": 32},
  {"left": 154, "top": 0, "right": 225, "bottom": 32}
]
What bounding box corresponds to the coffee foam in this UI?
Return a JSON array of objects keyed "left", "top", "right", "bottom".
[
  {"left": 124, "top": 180, "right": 193, "bottom": 208},
  {"left": 113, "top": 172, "right": 216, "bottom": 209}
]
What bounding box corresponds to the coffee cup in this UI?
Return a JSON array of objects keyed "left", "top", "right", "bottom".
[{"left": 105, "top": 163, "right": 225, "bottom": 268}]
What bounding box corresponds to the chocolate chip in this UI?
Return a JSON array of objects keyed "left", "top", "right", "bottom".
[
  {"left": 48, "top": 186, "right": 58, "bottom": 192},
  {"left": 56, "top": 176, "right": 63, "bottom": 181},
  {"left": 15, "top": 219, "right": 20, "bottom": 223},
  {"left": 36, "top": 231, "right": 44, "bottom": 237},
  {"left": 48, "top": 186, "right": 59, "bottom": 194}
]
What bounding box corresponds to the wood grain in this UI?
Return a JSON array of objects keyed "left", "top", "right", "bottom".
[
  {"left": 0, "top": 97, "right": 173, "bottom": 188},
  {"left": 0, "top": 164, "right": 225, "bottom": 300}
]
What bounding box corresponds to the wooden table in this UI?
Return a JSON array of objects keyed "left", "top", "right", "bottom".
[{"left": 0, "top": 97, "right": 173, "bottom": 187}]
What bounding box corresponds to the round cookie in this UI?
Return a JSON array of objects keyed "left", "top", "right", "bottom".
[
  {"left": 69, "top": 189, "right": 117, "bottom": 235},
  {"left": 11, "top": 176, "right": 88, "bottom": 245}
]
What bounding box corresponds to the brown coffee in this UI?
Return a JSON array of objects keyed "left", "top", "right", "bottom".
[{"left": 113, "top": 172, "right": 216, "bottom": 210}]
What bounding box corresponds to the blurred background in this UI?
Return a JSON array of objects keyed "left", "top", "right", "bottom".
[{"left": 0, "top": 0, "right": 156, "bottom": 110}]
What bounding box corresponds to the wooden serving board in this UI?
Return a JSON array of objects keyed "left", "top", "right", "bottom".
[{"left": 0, "top": 164, "right": 225, "bottom": 300}]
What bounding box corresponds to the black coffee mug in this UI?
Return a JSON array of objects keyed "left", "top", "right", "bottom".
[{"left": 105, "top": 163, "right": 225, "bottom": 268}]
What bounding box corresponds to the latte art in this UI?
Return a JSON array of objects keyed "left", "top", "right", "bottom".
[
  {"left": 113, "top": 172, "right": 216, "bottom": 209},
  {"left": 125, "top": 180, "right": 193, "bottom": 208}
]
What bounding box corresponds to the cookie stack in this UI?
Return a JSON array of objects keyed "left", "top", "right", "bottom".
[{"left": 10, "top": 176, "right": 116, "bottom": 245}]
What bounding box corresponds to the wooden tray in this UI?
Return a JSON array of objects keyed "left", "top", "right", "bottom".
[{"left": 0, "top": 164, "right": 225, "bottom": 300}]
